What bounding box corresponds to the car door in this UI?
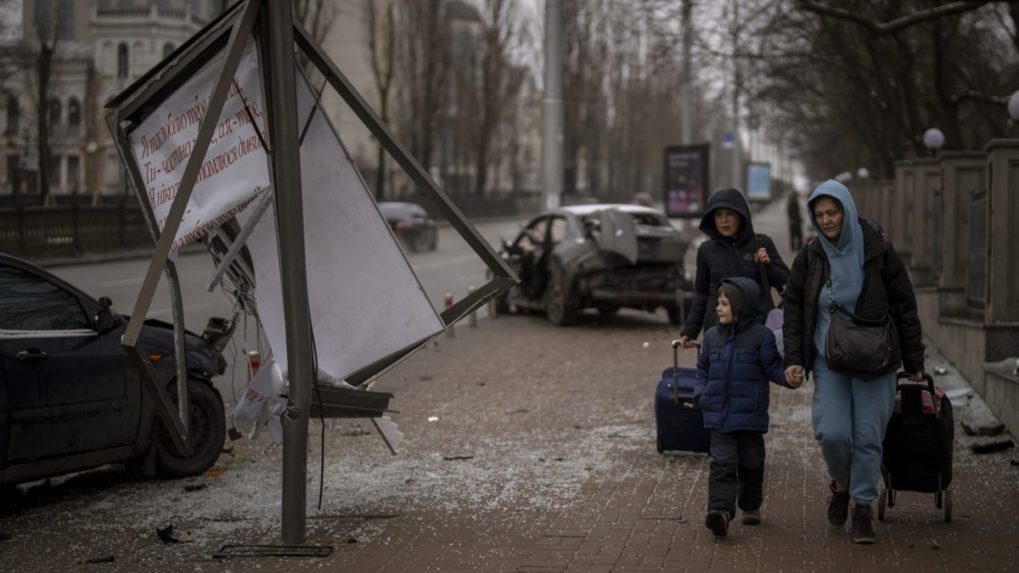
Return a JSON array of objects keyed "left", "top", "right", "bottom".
[
  {"left": 0, "top": 263, "right": 139, "bottom": 465},
  {"left": 596, "top": 209, "right": 639, "bottom": 264}
]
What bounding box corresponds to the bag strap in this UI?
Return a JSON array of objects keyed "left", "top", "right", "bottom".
[
  {"left": 755, "top": 234, "right": 773, "bottom": 301},
  {"left": 825, "top": 278, "right": 887, "bottom": 326}
]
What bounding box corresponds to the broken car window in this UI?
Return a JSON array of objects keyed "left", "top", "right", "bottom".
[{"left": 0, "top": 266, "right": 91, "bottom": 331}]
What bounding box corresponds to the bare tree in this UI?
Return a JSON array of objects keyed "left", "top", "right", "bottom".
[
  {"left": 395, "top": 0, "right": 448, "bottom": 183},
  {"left": 294, "top": 0, "right": 339, "bottom": 77},
  {"left": 367, "top": 0, "right": 396, "bottom": 199},
  {"left": 472, "top": 0, "right": 526, "bottom": 196}
]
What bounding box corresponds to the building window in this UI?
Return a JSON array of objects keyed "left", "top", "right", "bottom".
[
  {"left": 106, "top": 154, "right": 122, "bottom": 186},
  {"left": 6, "top": 154, "right": 19, "bottom": 185},
  {"left": 48, "top": 98, "right": 61, "bottom": 128},
  {"left": 163, "top": 42, "right": 175, "bottom": 59},
  {"left": 117, "top": 43, "right": 129, "bottom": 79},
  {"left": 67, "top": 98, "right": 81, "bottom": 136},
  {"left": 67, "top": 155, "right": 80, "bottom": 193},
  {"left": 5, "top": 94, "right": 18, "bottom": 135}
]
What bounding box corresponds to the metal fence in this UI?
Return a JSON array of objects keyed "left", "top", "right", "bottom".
[{"left": 0, "top": 203, "right": 152, "bottom": 257}]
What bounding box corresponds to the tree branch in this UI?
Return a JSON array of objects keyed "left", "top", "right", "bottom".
[{"left": 797, "top": 0, "right": 995, "bottom": 35}]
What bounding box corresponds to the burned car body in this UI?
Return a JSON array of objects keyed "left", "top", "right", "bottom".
[
  {"left": 0, "top": 253, "right": 229, "bottom": 486},
  {"left": 492, "top": 204, "right": 692, "bottom": 325}
]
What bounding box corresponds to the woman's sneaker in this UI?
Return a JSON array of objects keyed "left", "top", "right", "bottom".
[
  {"left": 827, "top": 481, "right": 850, "bottom": 527},
  {"left": 851, "top": 504, "right": 877, "bottom": 544},
  {"left": 741, "top": 510, "right": 762, "bottom": 525},
  {"left": 705, "top": 510, "right": 730, "bottom": 537}
]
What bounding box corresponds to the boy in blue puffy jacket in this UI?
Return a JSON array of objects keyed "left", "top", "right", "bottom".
[{"left": 694, "top": 277, "right": 801, "bottom": 537}]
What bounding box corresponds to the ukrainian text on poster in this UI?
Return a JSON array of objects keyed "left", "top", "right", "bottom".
[{"left": 128, "top": 40, "right": 270, "bottom": 249}]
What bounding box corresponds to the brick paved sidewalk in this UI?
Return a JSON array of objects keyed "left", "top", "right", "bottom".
[{"left": 2, "top": 309, "right": 1018, "bottom": 572}]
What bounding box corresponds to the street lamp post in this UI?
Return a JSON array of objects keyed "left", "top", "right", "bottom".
[{"left": 923, "top": 128, "right": 945, "bottom": 157}]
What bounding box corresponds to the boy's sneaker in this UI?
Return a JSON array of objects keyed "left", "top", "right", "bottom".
[
  {"left": 705, "top": 510, "right": 730, "bottom": 537},
  {"left": 827, "top": 481, "right": 850, "bottom": 527},
  {"left": 851, "top": 504, "right": 877, "bottom": 544},
  {"left": 741, "top": 510, "right": 762, "bottom": 525}
]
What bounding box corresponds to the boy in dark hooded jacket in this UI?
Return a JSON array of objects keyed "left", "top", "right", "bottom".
[{"left": 695, "top": 277, "right": 801, "bottom": 537}]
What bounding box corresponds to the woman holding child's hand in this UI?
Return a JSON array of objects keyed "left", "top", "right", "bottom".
[{"left": 781, "top": 180, "right": 924, "bottom": 545}]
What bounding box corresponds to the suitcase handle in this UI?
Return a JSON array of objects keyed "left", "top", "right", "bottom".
[
  {"left": 896, "top": 371, "right": 935, "bottom": 396},
  {"left": 670, "top": 339, "right": 700, "bottom": 371}
]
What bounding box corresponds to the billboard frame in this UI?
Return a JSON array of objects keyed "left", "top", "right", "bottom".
[{"left": 663, "top": 144, "right": 710, "bottom": 219}]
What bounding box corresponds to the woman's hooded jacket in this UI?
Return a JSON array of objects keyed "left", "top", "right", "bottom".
[
  {"left": 680, "top": 188, "right": 789, "bottom": 340},
  {"left": 694, "top": 277, "right": 789, "bottom": 433},
  {"left": 782, "top": 180, "right": 925, "bottom": 376}
]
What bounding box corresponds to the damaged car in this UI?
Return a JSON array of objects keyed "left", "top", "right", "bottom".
[
  {"left": 0, "top": 253, "right": 230, "bottom": 486},
  {"left": 490, "top": 204, "right": 692, "bottom": 325}
]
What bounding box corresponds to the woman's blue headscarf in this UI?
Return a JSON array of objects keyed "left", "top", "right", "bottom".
[{"left": 808, "top": 179, "right": 866, "bottom": 357}]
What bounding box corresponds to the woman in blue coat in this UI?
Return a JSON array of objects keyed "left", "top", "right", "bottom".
[{"left": 679, "top": 188, "right": 788, "bottom": 349}]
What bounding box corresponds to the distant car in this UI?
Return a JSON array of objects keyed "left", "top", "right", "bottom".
[
  {"left": 490, "top": 204, "right": 692, "bottom": 325},
  {"left": 0, "top": 253, "right": 230, "bottom": 486},
  {"left": 378, "top": 201, "right": 439, "bottom": 252}
]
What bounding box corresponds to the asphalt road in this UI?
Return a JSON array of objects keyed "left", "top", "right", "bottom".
[{"left": 43, "top": 217, "right": 529, "bottom": 410}]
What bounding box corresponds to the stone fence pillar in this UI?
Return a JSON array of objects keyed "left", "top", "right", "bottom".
[
  {"left": 938, "top": 152, "right": 985, "bottom": 298},
  {"left": 908, "top": 158, "right": 941, "bottom": 287},
  {"left": 985, "top": 139, "right": 1019, "bottom": 325},
  {"left": 876, "top": 180, "right": 894, "bottom": 232},
  {"left": 892, "top": 160, "right": 914, "bottom": 262}
]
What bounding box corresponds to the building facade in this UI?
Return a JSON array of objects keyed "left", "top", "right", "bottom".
[{"left": 0, "top": 0, "right": 221, "bottom": 202}]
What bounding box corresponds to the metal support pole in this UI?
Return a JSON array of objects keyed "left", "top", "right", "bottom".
[
  {"left": 542, "top": 0, "right": 563, "bottom": 210},
  {"left": 166, "top": 260, "right": 190, "bottom": 435},
  {"left": 262, "top": 0, "right": 314, "bottom": 545},
  {"left": 730, "top": 0, "right": 741, "bottom": 190},
  {"left": 680, "top": 0, "right": 693, "bottom": 146}
]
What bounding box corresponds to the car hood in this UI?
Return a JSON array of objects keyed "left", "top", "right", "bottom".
[{"left": 134, "top": 317, "right": 225, "bottom": 377}]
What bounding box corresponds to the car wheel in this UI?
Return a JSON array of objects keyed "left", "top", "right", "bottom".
[
  {"left": 545, "top": 275, "right": 576, "bottom": 326},
  {"left": 154, "top": 378, "right": 226, "bottom": 478}
]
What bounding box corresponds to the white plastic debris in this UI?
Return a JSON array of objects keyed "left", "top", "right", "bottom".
[
  {"left": 427, "top": 416, "right": 439, "bottom": 423},
  {"left": 233, "top": 358, "right": 288, "bottom": 443},
  {"left": 642, "top": 341, "right": 650, "bottom": 348}
]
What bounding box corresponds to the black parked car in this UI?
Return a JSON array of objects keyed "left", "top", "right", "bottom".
[
  {"left": 378, "top": 201, "right": 439, "bottom": 252},
  {"left": 0, "top": 253, "right": 229, "bottom": 486},
  {"left": 490, "top": 204, "right": 693, "bottom": 325}
]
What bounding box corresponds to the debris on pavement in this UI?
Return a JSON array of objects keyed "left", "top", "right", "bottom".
[
  {"left": 427, "top": 416, "right": 439, "bottom": 422},
  {"left": 0, "top": 531, "right": 12, "bottom": 541},
  {"left": 156, "top": 524, "right": 194, "bottom": 544},
  {"left": 971, "top": 439, "right": 1015, "bottom": 454},
  {"left": 442, "top": 455, "right": 474, "bottom": 461},
  {"left": 81, "top": 555, "right": 115, "bottom": 564},
  {"left": 933, "top": 366, "right": 948, "bottom": 375},
  {"left": 961, "top": 420, "right": 1005, "bottom": 437},
  {"left": 339, "top": 423, "right": 372, "bottom": 437},
  {"left": 183, "top": 483, "right": 208, "bottom": 493}
]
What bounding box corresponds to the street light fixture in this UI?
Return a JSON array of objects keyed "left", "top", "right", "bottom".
[
  {"left": 923, "top": 128, "right": 945, "bottom": 157},
  {"left": 1008, "top": 90, "right": 1019, "bottom": 121}
]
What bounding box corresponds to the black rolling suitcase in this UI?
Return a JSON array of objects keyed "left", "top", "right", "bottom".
[
  {"left": 654, "top": 340, "right": 710, "bottom": 454},
  {"left": 878, "top": 372, "right": 955, "bottom": 522}
]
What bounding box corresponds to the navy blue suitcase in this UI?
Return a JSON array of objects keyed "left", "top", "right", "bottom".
[{"left": 654, "top": 340, "right": 710, "bottom": 453}]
